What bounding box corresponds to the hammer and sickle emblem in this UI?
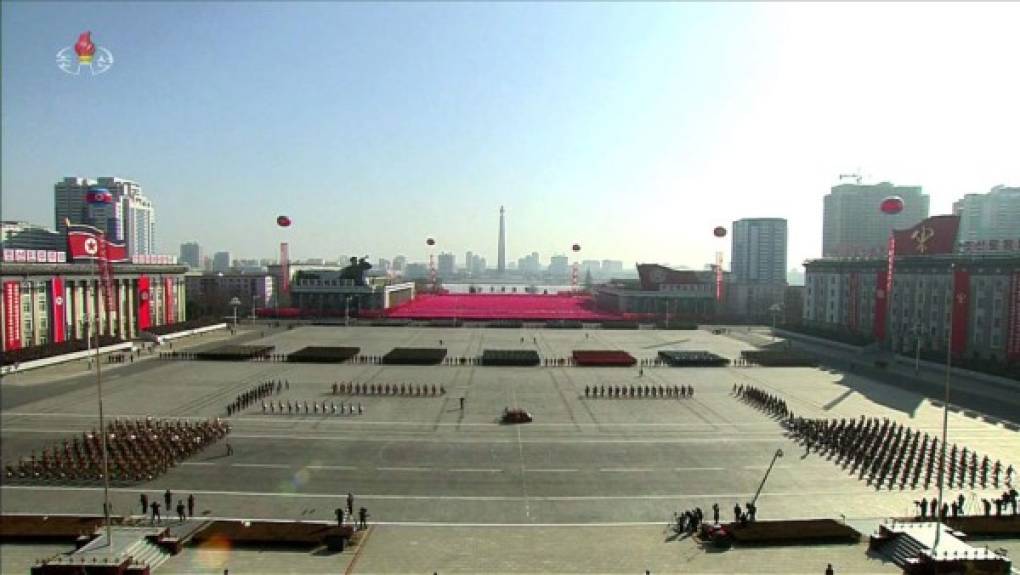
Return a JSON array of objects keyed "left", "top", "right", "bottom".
[{"left": 912, "top": 225, "right": 935, "bottom": 253}]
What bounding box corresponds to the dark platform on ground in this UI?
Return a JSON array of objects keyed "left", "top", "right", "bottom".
[
  {"left": 723, "top": 518, "right": 861, "bottom": 545},
  {"left": 287, "top": 346, "right": 360, "bottom": 363},
  {"left": 658, "top": 350, "right": 730, "bottom": 367},
  {"left": 0, "top": 515, "right": 108, "bottom": 542},
  {"left": 572, "top": 350, "right": 637, "bottom": 367},
  {"left": 195, "top": 345, "right": 274, "bottom": 361},
  {"left": 481, "top": 349, "right": 541, "bottom": 367},
  {"left": 382, "top": 347, "right": 448, "bottom": 365},
  {"left": 741, "top": 349, "right": 817, "bottom": 367}
]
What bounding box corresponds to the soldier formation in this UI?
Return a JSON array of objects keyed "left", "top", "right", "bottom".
[
  {"left": 227, "top": 380, "right": 280, "bottom": 415},
  {"left": 733, "top": 384, "right": 791, "bottom": 419},
  {"left": 262, "top": 399, "right": 363, "bottom": 416},
  {"left": 584, "top": 384, "right": 694, "bottom": 400},
  {"left": 330, "top": 381, "right": 444, "bottom": 397},
  {"left": 784, "top": 415, "right": 1015, "bottom": 492},
  {"left": 4, "top": 417, "right": 230, "bottom": 485}
]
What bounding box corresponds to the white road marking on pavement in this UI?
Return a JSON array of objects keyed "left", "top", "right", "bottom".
[
  {"left": 0, "top": 484, "right": 882, "bottom": 501},
  {"left": 307, "top": 465, "right": 359, "bottom": 471},
  {"left": 231, "top": 463, "right": 290, "bottom": 469},
  {"left": 448, "top": 468, "right": 503, "bottom": 473},
  {"left": 377, "top": 466, "right": 431, "bottom": 472},
  {"left": 674, "top": 467, "right": 726, "bottom": 472},
  {"left": 181, "top": 462, "right": 216, "bottom": 466},
  {"left": 527, "top": 468, "right": 578, "bottom": 473},
  {"left": 599, "top": 468, "right": 656, "bottom": 473}
]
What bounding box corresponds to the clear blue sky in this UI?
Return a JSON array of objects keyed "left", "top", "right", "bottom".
[{"left": 3, "top": 2, "right": 1018, "bottom": 268}]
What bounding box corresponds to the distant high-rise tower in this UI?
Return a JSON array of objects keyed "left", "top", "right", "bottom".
[
  {"left": 497, "top": 206, "right": 507, "bottom": 275},
  {"left": 822, "top": 181, "right": 928, "bottom": 257}
]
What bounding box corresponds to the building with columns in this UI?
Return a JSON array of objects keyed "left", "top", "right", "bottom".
[{"left": 2, "top": 261, "right": 187, "bottom": 351}]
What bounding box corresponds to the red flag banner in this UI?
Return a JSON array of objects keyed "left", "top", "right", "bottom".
[
  {"left": 50, "top": 277, "right": 65, "bottom": 343},
  {"left": 66, "top": 223, "right": 128, "bottom": 262},
  {"left": 892, "top": 215, "right": 960, "bottom": 256},
  {"left": 95, "top": 231, "right": 115, "bottom": 314},
  {"left": 951, "top": 269, "right": 970, "bottom": 358},
  {"left": 164, "top": 277, "right": 175, "bottom": 326},
  {"left": 138, "top": 275, "right": 151, "bottom": 331},
  {"left": 1007, "top": 271, "right": 1020, "bottom": 361},
  {"left": 886, "top": 234, "right": 896, "bottom": 308},
  {"left": 873, "top": 270, "right": 888, "bottom": 341},
  {"left": 3, "top": 281, "right": 22, "bottom": 351},
  {"left": 281, "top": 242, "right": 290, "bottom": 294}
]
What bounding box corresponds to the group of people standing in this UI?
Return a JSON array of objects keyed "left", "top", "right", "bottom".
[
  {"left": 226, "top": 380, "right": 282, "bottom": 416},
  {"left": 733, "top": 384, "right": 791, "bottom": 419},
  {"left": 331, "top": 381, "right": 444, "bottom": 397},
  {"left": 141, "top": 488, "right": 197, "bottom": 523},
  {"left": 785, "top": 415, "right": 1015, "bottom": 492},
  {"left": 584, "top": 384, "right": 694, "bottom": 400},
  {"left": 5, "top": 417, "right": 230, "bottom": 485}
]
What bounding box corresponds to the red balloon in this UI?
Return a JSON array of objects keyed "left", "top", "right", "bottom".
[
  {"left": 426, "top": 237, "right": 436, "bottom": 246},
  {"left": 713, "top": 226, "right": 727, "bottom": 238},
  {"left": 276, "top": 215, "right": 291, "bottom": 227},
  {"left": 880, "top": 196, "right": 904, "bottom": 215},
  {"left": 572, "top": 243, "right": 581, "bottom": 252}
]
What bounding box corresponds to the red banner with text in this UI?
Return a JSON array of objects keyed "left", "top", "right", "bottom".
[
  {"left": 138, "top": 276, "right": 151, "bottom": 331},
  {"left": 951, "top": 269, "right": 970, "bottom": 358},
  {"left": 50, "top": 277, "right": 65, "bottom": 343},
  {"left": 164, "top": 277, "right": 175, "bottom": 326},
  {"left": 873, "top": 270, "right": 888, "bottom": 341},
  {"left": 1007, "top": 271, "right": 1020, "bottom": 362},
  {"left": 3, "top": 281, "right": 22, "bottom": 351}
]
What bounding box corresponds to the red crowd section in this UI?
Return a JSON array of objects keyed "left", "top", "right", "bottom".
[{"left": 381, "top": 293, "right": 642, "bottom": 321}]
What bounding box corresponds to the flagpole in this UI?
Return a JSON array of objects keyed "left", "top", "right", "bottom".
[
  {"left": 94, "top": 228, "right": 112, "bottom": 549},
  {"left": 933, "top": 262, "right": 954, "bottom": 554}
]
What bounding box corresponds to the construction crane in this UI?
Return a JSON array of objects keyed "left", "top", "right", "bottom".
[{"left": 839, "top": 173, "right": 863, "bottom": 185}]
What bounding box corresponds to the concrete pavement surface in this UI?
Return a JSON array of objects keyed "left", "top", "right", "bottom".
[{"left": 2, "top": 325, "right": 1017, "bottom": 573}]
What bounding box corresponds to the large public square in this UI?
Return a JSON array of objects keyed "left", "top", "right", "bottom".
[{"left": 2, "top": 324, "right": 1018, "bottom": 573}]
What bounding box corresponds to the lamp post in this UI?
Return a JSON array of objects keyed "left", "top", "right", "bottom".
[
  {"left": 228, "top": 297, "right": 241, "bottom": 329},
  {"left": 933, "top": 263, "right": 955, "bottom": 554},
  {"left": 769, "top": 304, "right": 782, "bottom": 341},
  {"left": 750, "top": 448, "right": 784, "bottom": 509},
  {"left": 913, "top": 324, "right": 922, "bottom": 375}
]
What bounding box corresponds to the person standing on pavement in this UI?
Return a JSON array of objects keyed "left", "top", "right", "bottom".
[
  {"left": 164, "top": 489, "right": 172, "bottom": 512},
  {"left": 140, "top": 493, "right": 148, "bottom": 516},
  {"left": 712, "top": 503, "right": 720, "bottom": 524},
  {"left": 358, "top": 507, "right": 368, "bottom": 529},
  {"left": 188, "top": 494, "right": 195, "bottom": 518},
  {"left": 177, "top": 500, "right": 186, "bottom": 522},
  {"left": 335, "top": 507, "right": 345, "bottom": 527},
  {"left": 151, "top": 501, "right": 161, "bottom": 523},
  {"left": 347, "top": 492, "right": 354, "bottom": 516},
  {"left": 825, "top": 564, "right": 835, "bottom": 575}
]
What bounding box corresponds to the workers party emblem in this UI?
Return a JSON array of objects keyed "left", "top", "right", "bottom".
[{"left": 57, "top": 32, "right": 114, "bottom": 76}]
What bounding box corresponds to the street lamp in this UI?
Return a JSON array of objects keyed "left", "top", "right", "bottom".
[
  {"left": 229, "top": 297, "right": 241, "bottom": 329},
  {"left": 769, "top": 303, "right": 783, "bottom": 341},
  {"left": 751, "top": 448, "right": 784, "bottom": 509}
]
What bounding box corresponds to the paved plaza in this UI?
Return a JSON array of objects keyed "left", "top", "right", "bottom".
[{"left": 2, "top": 325, "right": 1018, "bottom": 573}]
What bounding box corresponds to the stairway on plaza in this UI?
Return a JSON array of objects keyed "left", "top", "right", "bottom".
[{"left": 870, "top": 520, "right": 1012, "bottom": 574}]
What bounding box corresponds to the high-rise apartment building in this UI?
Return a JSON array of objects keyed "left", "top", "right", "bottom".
[
  {"left": 731, "top": 218, "right": 788, "bottom": 284},
  {"left": 212, "top": 251, "right": 231, "bottom": 272},
  {"left": 437, "top": 253, "right": 456, "bottom": 277},
  {"left": 392, "top": 255, "right": 406, "bottom": 274},
  {"left": 953, "top": 185, "right": 1020, "bottom": 245},
  {"left": 179, "top": 242, "right": 202, "bottom": 269},
  {"left": 822, "top": 181, "right": 928, "bottom": 257},
  {"left": 54, "top": 176, "right": 156, "bottom": 256},
  {"left": 601, "top": 260, "right": 624, "bottom": 275}
]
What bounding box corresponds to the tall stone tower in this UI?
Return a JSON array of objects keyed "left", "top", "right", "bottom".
[{"left": 497, "top": 205, "right": 506, "bottom": 275}]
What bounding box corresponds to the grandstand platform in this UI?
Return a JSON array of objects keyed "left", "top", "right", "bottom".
[{"left": 380, "top": 294, "right": 647, "bottom": 321}]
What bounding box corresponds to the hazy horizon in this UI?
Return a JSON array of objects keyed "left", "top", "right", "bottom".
[{"left": 3, "top": 2, "right": 1018, "bottom": 268}]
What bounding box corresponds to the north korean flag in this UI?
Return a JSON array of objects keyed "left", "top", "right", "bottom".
[{"left": 66, "top": 222, "right": 128, "bottom": 262}]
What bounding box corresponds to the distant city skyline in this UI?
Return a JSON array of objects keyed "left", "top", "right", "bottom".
[{"left": 3, "top": 3, "right": 1018, "bottom": 267}]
